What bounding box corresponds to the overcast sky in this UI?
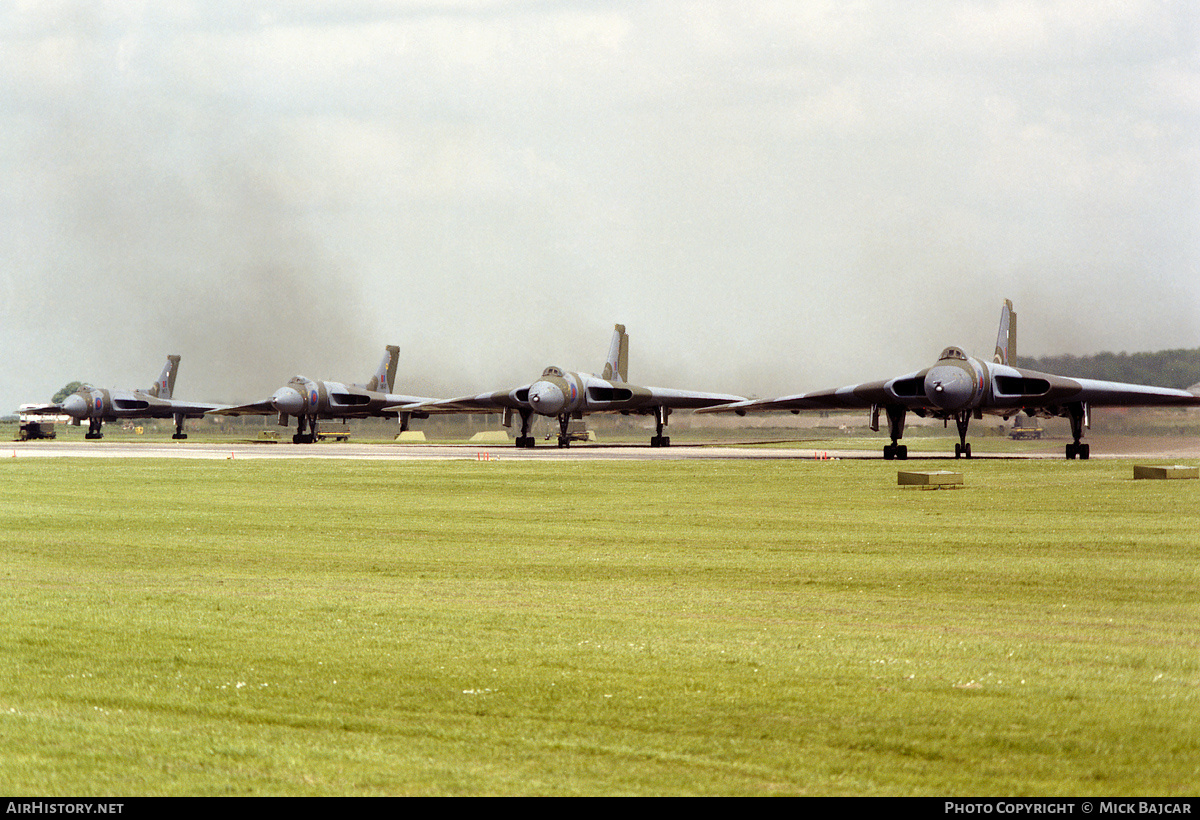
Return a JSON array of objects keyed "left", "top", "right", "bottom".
[{"left": 2, "top": 0, "right": 1197, "bottom": 410}]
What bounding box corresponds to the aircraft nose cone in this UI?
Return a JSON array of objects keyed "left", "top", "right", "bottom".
[
  {"left": 925, "top": 366, "right": 973, "bottom": 411},
  {"left": 272, "top": 386, "right": 305, "bottom": 416},
  {"left": 61, "top": 393, "right": 88, "bottom": 419},
  {"left": 528, "top": 381, "right": 565, "bottom": 416}
]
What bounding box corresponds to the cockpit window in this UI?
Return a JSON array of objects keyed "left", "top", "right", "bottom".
[
  {"left": 938, "top": 347, "right": 967, "bottom": 361},
  {"left": 541, "top": 366, "right": 564, "bottom": 378}
]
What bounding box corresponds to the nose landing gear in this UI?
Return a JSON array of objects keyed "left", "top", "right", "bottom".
[
  {"left": 292, "top": 416, "right": 318, "bottom": 444},
  {"left": 953, "top": 412, "right": 972, "bottom": 459}
]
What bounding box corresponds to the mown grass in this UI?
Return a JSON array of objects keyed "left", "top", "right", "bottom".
[{"left": 0, "top": 457, "right": 1196, "bottom": 795}]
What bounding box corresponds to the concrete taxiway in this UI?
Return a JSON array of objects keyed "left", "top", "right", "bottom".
[
  {"left": 7, "top": 440, "right": 856, "bottom": 461},
  {"left": 7, "top": 437, "right": 1199, "bottom": 461}
]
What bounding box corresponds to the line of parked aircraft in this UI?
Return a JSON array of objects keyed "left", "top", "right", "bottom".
[{"left": 18, "top": 301, "right": 1200, "bottom": 459}]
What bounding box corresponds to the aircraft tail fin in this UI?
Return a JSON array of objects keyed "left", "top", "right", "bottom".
[
  {"left": 367, "top": 346, "right": 400, "bottom": 393},
  {"left": 601, "top": 324, "right": 628, "bottom": 382},
  {"left": 993, "top": 300, "right": 1016, "bottom": 365},
  {"left": 150, "top": 355, "right": 181, "bottom": 399}
]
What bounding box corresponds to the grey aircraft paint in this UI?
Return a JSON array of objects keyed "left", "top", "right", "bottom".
[
  {"left": 396, "top": 325, "right": 746, "bottom": 448},
  {"left": 18, "top": 355, "right": 225, "bottom": 439},
  {"left": 699, "top": 301, "right": 1200, "bottom": 460},
  {"left": 213, "top": 346, "right": 440, "bottom": 443}
]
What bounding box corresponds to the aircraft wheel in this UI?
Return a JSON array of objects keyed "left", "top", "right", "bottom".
[
  {"left": 1078, "top": 443, "right": 1089, "bottom": 460},
  {"left": 172, "top": 433, "right": 187, "bottom": 440},
  {"left": 557, "top": 438, "right": 570, "bottom": 448},
  {"left": 883, "top": 445, "right": 895, "bottom": 460},
  {"left": 896, "top": 445, "right": 908, "bottom": 460},
  {"left": 1066, "top": 444, "right": 1077, "bottom": 459},
  {"left": 954, "top": 443, "right": 962, "bottom": 459},
  {"left": 86, "top": 432, "right": 103, "bottom": 440},
  {"left": 964, "top": 443, "right": 972, "bottom": 458}
]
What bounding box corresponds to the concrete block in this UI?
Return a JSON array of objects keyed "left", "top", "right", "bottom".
[
  {"left": 1133, "top": 465, "right": 1198, "bottom": 480},
  {"left": 469, "top": 431, "right": 511, "bottom": 443},
  {"left": 898, "top": 470, "right": 964, "bottom": 488}
]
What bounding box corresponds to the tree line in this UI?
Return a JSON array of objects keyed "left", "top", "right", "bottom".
[{"left": 1016, "top": 348, "right": 1200, "bottom": 391}]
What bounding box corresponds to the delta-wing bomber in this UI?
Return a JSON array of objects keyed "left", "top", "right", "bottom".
[
  {"left": 700, "top": 301, "right": 1200, "bottom": 459},
  {"left": 397, "top": 325, "right": 746, "bottom": 448},
  {"left": 20, "top": 355, "right": 224, "bottom": 440},
  {"left": 213, "top": 346, "right": 439, "bottom": 442}
]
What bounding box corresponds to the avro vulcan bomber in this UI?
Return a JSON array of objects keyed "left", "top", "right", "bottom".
[
  {"left": 215, "top": 346, "right": 439, "bottom": 443},
  {"left": 20, "top": 355, "right": 223, "bottom": 440},
  {"left": 399, "top": 325, "right": 746, "bottom": 448},
  {"left": 700, "top": 301, "right": 1200, "bottom": 460}
]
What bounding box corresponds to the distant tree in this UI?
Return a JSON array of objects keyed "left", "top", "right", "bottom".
[
  {"left": 52, "top": 382, "right": 84, "bottom": 404},
  {"left": 1016, "top": 349, "right": 1200, "bottom": 391}
]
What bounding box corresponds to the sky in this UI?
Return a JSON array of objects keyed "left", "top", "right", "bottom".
[{"left": 2, "top": 0, "right": 1197, "bottom": 410}]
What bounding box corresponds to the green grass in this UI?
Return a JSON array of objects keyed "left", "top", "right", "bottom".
[
  {"left": 0, "top": 458, "right": 1197, "bottom": 795},
  {"left": 726, "top": 434, "right": 1069, "bottom": 456}
]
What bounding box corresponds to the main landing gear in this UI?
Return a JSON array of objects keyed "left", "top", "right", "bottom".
[
  {"left": 880, "top": 405, "right": 907, "bottom": 460},
  {"left": 1065, "top": 403, "right": 1090, "bottom": 459},
  {"left": 514, "top": 409, "right": 536, "bottom": 449},
  {"left": 172, "top": 413, "right": 188, "bottom": 440},
  {"left": 85, "top": 418, "right": 104, "bottom": 440},
  {"left": 650, "top": 406, "right": 670, "bottom": 447}
]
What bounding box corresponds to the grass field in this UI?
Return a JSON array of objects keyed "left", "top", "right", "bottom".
[{"left": 0, "top": 456, "right": 1197, "bottom": 795}]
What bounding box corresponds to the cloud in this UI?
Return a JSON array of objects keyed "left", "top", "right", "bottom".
[{"left": 1, "top": 1, "right": 1196, "bottom": 412}]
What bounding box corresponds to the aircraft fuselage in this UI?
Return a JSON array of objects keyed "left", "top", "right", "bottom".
[
  {"left": 60, "top": 387, "right": 202, "bottom": 423},
  {"left": 870, "top": 349, "right": 1183, "bottom": 422},
  {"left": 525, "top": 367, "right": 651, "bottom": 418},
  {"left": 272, "top": 376, "right": 421, "bottom": 421}
]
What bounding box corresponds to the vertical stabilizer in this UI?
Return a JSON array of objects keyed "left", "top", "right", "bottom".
[
  {"left": 993, "top": 300, "right": 1016, "bottom": 365},
  {"left": 601, "top": 324, "right": 629, "bottom": 382},
  {"left": 368, "top": 346, "right": 400, "bottom": 393},
  {"left": 151, "top": 356, "right": 180, "bottom": 399},
  {"left": 1009, "top": 304, "right": 1017, "bottom": 365}
]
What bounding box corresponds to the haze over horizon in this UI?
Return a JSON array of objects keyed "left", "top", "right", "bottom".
[{"left": 2, "top": 2, "right": 1197, "bottom": 410}]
